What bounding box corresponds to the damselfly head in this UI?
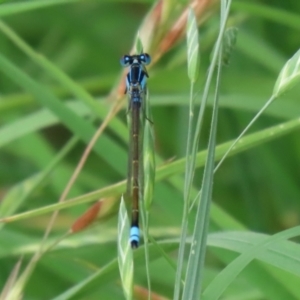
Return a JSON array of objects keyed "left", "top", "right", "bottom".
[{"left": 120, "top": 53, "right": 151, "bottom": 67}]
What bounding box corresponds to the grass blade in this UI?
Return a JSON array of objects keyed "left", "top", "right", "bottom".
[
  {"left": 182, "top": 3, "right": 225, "bottom": 297},
  {"left": 2, "top": 116, "right": 300, "bottom": 223},
  {"left": 174, "top": 7, "right": 200, "bottom": 298},
  {"left": 118, "top": 197, "right": 134, "bottom": 300},
  {"left": 0, "top": 53, "right": 127, "bottom": 175},
  {"left": 203, "top": 226, "right": 300, "bottom": 299},
  {"left": 0, "top": 0, "right": 78, "bottom": 16}
]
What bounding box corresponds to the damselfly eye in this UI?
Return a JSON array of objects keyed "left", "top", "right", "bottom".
[
  {"left": 139, "top": 53, "right": 151, "bottom": 65},
  {"left": 120, "top": 55, "right": 133, "bottom": 67}
]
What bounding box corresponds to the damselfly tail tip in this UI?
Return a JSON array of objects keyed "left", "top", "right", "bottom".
[
  {"left": 130, "top": 226, "right": 139, "bottom": 249},
  {"left": 131, "top": 240, "right": 139, "bottom": 249}
]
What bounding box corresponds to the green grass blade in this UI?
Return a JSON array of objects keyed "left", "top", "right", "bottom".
[
  {"left": 2, "top": 116, "right": 300, "bottom": 223},
  {"left": 208, "top": 231, "right": 300, "bottom": 278},
  {"left": 50, "top": 241, "right": 179, "bottom": 300},
  {"left": 118, "top": 197, "right": 133, "bottom": 300},
  {"left": 51, "top": 260, "right": 118, "bottom": 300},
  {"left": 142, "top": 92, "right": 155, "bottom": 298},
  {"left": 203, "top": 226, "right": 300, "bottom": 299},
  {"left": 208, "top": 233, "right": 299, "bottom": 299},
  {"left": 178, "top": 2, "right": 232, "bottom": 299},
  {"left": 0, "top": 0, "right": 78, "bottom": 16},
  {"left": 0, "top": 20, "right": 127, "bottom": 140},
  {"left": 143, "top": 95, "right": 155, "bottom": 212},
  {"left": 0, "top": 53, "right": 127, "bottom": 175},
  {"left": 0, "top": 136, "right": 78, "bottom": 223},
  {"left": 0, "top": 258, "right": 22, "bottom": 300},
  {"left": 0, "top": 173, "right": 43, "bottom": 219},
  {"left": 0, "top": 101, "right": 90, "bottom": 148},
  {"left": 232, "top": 2, "right": 300, "bottom": 30},
  {"left": 174, "top": 7, "right": 201, "bottom": 299},
  {"left": 182, "top": 3, "right": 225, "bottom": 296}
]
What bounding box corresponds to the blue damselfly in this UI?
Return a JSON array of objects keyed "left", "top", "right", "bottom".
[{"left": 120, "top": 53, "right": 151, "bottom": 248}]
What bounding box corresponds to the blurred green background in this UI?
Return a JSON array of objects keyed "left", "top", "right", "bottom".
[{"left": 0, "top": 0, "right": 300, "bottom": 299}]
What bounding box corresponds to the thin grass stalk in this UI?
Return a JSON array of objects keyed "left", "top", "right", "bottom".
[
  {"left": 182, "top": 7, "right": 225, "bottom": 298},
  {"left": 139, "top": 200, "right": 152, "bottom": 300},
  {"left": 0, "top": 258, "right": 22, "bottom": 300},
  {"left": 174, "top": 8, "right": 199, "bottom": 298},
  {"left": 173, "top": 81, "right": 195, "bottom": 300},
  {"left": 142, "top": 90, "right": 155, "bottom": 299},
  {"left": 175, "top": 2, "right": 232, "bottom": 299},
  {"left": 215, "top": 47, "right": 300, "bottom": 172},
  {"left": 148, "top": 235, "right": 178, "bottom": 272},
  {"left": 189, "top": 0, "right": 232, "bottom": 193},
  {"left": 214, "top": 94, "right": 277, "bottom": 172}
]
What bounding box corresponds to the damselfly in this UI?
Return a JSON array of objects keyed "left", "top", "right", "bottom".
[{"left": 120, "top": 53, "right": 151, "bottom": 248}]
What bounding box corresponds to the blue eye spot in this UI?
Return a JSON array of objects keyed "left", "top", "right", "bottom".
[
  {"left": 120, "top": 55, "right": 133, "bottom": 67},
  {"left": 140, "top": 53, "right": 151, "bottom": 65}
]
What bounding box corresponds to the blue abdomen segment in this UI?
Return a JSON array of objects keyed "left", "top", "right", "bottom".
[{"left": 130, "top": 226, "right": 139, "bottom": 248}]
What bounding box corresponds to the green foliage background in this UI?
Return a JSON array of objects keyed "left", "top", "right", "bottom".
[{"left": 0, "top": 0, "right": 300, "bottom": 299}]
